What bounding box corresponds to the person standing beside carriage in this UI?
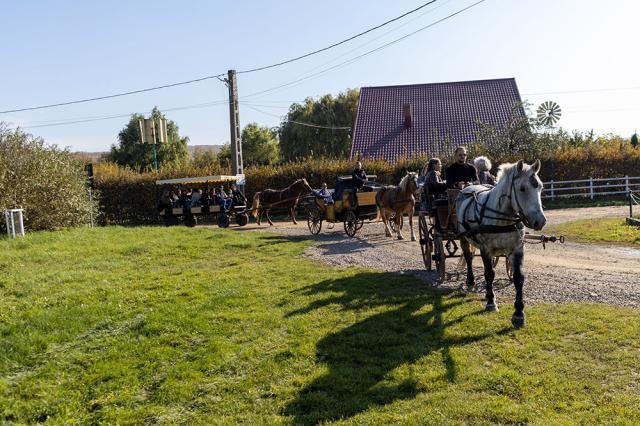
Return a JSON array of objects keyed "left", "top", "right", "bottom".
[{"left": 445, "top": 146, "right": 479, "bottom": 189}]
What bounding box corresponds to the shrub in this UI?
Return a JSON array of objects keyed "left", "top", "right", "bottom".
[{"left": 0, "top": 125, "right": 95, "bottom": 231}]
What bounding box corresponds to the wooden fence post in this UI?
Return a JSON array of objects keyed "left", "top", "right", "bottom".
[
  {"left": 625, "top": 175, "right": 629, "bottom": 193},
  {"left": 550, "top": 180, "right": 555, "bottom": 200},
  {"left": 589, "top": 177, "right": 594, "bottom": 199}
]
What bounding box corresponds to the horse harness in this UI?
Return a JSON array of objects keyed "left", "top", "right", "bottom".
[{"left": 456, "top": 175, "right": 535, "bottom": 240}]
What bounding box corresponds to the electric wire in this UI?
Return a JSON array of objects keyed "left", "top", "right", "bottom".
[
  {"left": 242, "top": 103, "right": 351, "bottom": 130},
  {"left": 235, "top": 0, "right": 439, "bottom": 74},
  {"left": 1, "top": 1, "right": 439, "bottom": 115},
  {"left": 240, "top": 0, "right": 487, "bottom": 100},
  {"left": 0, "top": 75, "right": 227, "bottom": 115}
]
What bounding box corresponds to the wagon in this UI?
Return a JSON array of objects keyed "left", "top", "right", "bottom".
[
  {"left": 156, "top": 175, "right": 249, "bottom": 228},
  {"left": 304, "top": 175, "right": 381, "bottom": 237}
]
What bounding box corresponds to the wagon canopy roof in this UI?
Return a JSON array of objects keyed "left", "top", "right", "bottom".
[{"left": 155, "top": 175, "right": 240, "bottom": 185}]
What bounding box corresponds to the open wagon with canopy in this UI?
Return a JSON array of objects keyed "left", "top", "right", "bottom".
[{"left": 156, "top": 174, "right": 248, "bottom": 228}]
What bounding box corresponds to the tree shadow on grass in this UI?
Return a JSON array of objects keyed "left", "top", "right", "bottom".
[{"left": 283, "top": 272, "right": 509, "bottom": 424}]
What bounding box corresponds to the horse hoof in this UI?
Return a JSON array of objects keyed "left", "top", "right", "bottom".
[
  {"left": 485, "top": 303, "right": 499, "bottom": 312},
  {"left": 511, "top": 313, "right": 526, "bottom": 328},
  {"left": 397, "top": 235, "right": 404, "bottom": 240},
  {"left": 411, "top": 236, "right": 416, "bottom": 242},
  {"left": 466, "top": 280, "right": 475, "bottom": 288}
]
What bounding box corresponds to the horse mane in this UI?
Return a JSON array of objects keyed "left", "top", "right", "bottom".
[
  {"left": 398, "top": 173, "right": 415, "bottom": 192},
  {"left": 495, "top": 162, "right": 519, "bottom": 184}
]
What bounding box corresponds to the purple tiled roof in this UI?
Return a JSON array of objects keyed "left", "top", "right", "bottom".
[{"left": 350, "top": 78, "right": 524, "bottom": 162}]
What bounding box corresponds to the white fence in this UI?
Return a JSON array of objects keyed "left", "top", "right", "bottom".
[{"left": 543, "top": 176, "right": 640, "bottom": 199}]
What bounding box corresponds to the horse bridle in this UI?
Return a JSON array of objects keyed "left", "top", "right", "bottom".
[{"left": 457, "top": 173, "right": 536, "bottom": 237}]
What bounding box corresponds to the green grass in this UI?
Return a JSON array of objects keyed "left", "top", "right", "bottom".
[
  {"left": 1, "top": 227, "right": 639, "bottom": 424},
  {"left": 547, "top": 217, "right": 640, "bottom": 245},
  {"left": 542, "top": 196, "right": 629, "bottom": 210}
]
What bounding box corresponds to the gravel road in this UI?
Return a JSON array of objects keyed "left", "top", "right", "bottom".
[{"left": 247, "top": 205, "right": 639, "bottom": 308}]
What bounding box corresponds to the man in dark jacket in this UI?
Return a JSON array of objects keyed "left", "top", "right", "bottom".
[
  {"left": 352, "top": 161, "right": 367, "bottom": 189},
  {"left": 445, "top": 146, "right": 478, "bottom": 189}
]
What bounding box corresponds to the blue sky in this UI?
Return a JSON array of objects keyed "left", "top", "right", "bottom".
[{"left": 1, "top": 0, "right": 638, "bottom": 151}]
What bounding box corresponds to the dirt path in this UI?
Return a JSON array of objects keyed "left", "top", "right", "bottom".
[{"left": 250, "top": 206, "right": 639, "bottom": 308}]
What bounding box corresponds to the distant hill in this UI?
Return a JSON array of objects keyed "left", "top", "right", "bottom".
[{"left": 73, "top": 145, "right": 224, "bottom": 163}]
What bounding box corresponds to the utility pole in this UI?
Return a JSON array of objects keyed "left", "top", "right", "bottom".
[{"left": 225, "top": 69, "right": 244, "bottom": 177}]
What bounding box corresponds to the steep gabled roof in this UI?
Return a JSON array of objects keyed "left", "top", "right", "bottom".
[{"left": 350, "top": 78, "right": 524, "bottom": 162}]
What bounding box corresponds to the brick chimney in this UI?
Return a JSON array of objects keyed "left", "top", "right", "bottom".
[{"left": 403, "top": 103, "right": 412, "bottom": 128}]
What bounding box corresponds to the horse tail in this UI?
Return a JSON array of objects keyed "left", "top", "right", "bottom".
[{"left": 251, "top": 192, "right": 261, "bottom": 218}]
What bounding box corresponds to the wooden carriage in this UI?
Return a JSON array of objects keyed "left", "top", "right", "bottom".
[
  {"left": 418, "top": 188, "right": 513, "bottom": 283},
  {"left": 156, "top": 175, "right": 249, "bottom": 228},
  {"left": 305, "top": 175, "right": 381, "bottom": 237}
]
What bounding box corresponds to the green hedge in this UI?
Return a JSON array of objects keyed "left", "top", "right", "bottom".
[{"left": 94, "top": 149, "right": 640, "bottom": 226}]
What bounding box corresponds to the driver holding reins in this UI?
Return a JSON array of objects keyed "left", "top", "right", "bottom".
[{"left": 445, "top": 146, "right": 479, "bottom": 189}]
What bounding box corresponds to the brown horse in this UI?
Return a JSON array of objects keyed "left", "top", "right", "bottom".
[
  {"left": 375, "top": 172, "right": 418, "bottom": 240},
  {"left": 251, "top": 178, "right": 313, "bottom": 226}
]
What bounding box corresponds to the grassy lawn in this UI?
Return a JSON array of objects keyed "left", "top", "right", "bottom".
[
  {"left": 547, "top": 217, "right": 640, "bottom": 245},
  {"left": 542, "top": 196, "right": 629, "bottom": 210},
  {"left": 1, "top": 227, "right": 639, "bottom": 424}
]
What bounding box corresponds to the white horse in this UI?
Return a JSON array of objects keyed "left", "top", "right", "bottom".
[{"left": 456, "top": 160, "right": 546, "bottom": 328}]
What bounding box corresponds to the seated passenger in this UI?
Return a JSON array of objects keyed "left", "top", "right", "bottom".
[
  {"left": 352, "top": 161, "right": 367, "bottom": 190},
  {"left": 313, "top": 183, "right": 334, "bottom": 205},
  {"left": 158, "top": 190, "right": 173, "bottom": 211},
  {"left": 423, "top": 158, "right": 447, "bottom": 211},
  {"left": 218, "top": 186, "right": 232, "bottom": 210},
  {"left": 191, "top": 189, "right": 203, "bottom": 207},
  {"left": 445, "top": 146, "right": 479, "bottom": 189},
  {"left": 230, "top": 184, "right": 246, "bottom": 206},
  {"left": 474, "top": 156, "right": 496, "bottom": 186}
]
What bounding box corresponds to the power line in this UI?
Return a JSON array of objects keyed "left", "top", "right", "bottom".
[
  {"left": 522, "top": 85, "right": 640, "bottom": 96},
  {"left": 1, "top": 2, "right": 439, "bottom": 115},
  {"left": 242, "top": 103, "right": 351, "bottom": 130},
  {"left": 0, "top": 75, "right": 226, "bottom": 115},
  {"left": 241, "top": 0, "right": 488, "bottom": 99},
  {"left": 21, "top": 99, "right": 228, "bottom": 129},
  {"left": 236, "top": 0, "right": 439, "bottom": 74}
]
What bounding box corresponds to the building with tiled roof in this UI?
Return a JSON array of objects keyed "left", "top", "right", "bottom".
[{"left": 350, "top": 78, "right": 525, "bottom": 162}]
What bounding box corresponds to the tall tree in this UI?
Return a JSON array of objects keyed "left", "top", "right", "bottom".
[
  {"left": 241, "top": 123, "right": 280, "bottom": 165},
  {"left": 279, "top": 89, "right": 359, "bottom": 160},
  {"left": 108, "top": 107, "right": 189, "bottom": 170}
]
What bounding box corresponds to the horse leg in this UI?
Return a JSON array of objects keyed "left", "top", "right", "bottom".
[
  {"left": 381, "top": 209, "right": 392, "bottom": 237},
  {"left": 481, "top": 251, "right": 498, "bottom": 311},
  {"left": 256, "top": 208, "right": 262, "bottom": 226},
  {"left": 460, "top": 238, "right": 475, "bottom": 288},
  {"left": 408, "top": 209, "right": 416, "bottom": 241},
  {"left": 266, "top": 209, "right": 274, "bottom": 226},
  {"left": 510, "top": 248, "right": 526, "bottom": 328},
  {"left": 291, "top": 206, "right": 297, "bottom": 225},
  {"left": 396, "top": 213, "right": 404, "bottom": 240}
]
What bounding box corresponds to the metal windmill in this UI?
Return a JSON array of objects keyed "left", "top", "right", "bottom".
[{"left": 536, "top": 101, "right": 562, "bottom": 127}]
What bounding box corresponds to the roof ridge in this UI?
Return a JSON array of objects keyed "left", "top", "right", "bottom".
[{"left": 360, "top": 77, "right": 517, "bottom": 90}]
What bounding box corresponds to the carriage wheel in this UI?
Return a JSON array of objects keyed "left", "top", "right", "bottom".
[
  {"left": 344, "top": 210, "right": 358, "bottom": 237},
  {"left": 389, "top": 213, "right": 398, "bottom": 233},
  {"left": 185, "top": 214, "right": 197, "bottom": 227},
  {"left": 492, "top": 257, "right": 499, "bottom": 268},
  {"left": 355, "top": 218, "right": 365, "bottom": 231},
  {"left": 236, "top": 213, "right": 249, "bottom": 227},
  {"left": 307, "top": 207, "right": 322, "bottom": 235},
  {"left": 419, "top": 214, "right": 433, "bottom": 271},
  {"left": 433, "top": 235, "right": 446, "bottom": 282},
  {"left": 217, "top": 213, "right": 230, "bottom": 228}
]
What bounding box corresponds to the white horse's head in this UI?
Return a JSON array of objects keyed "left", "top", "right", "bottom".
[{"left": 498, "top": 160, "right": 546, "bottom": 231}]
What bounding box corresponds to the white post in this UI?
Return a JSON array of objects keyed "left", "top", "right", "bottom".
[
  {"left": 17, "top": 211, "right": 24, "bottom": 237},
  {"left": 625, "top": 175, "right": 629, "bottom": 193},
  {"left": 88, "top": 188, "right": 94, "bottom": 228},
  {"left": 550, "top": 180, "right": 555, "bottom": 200},
  {"left": 589, "top": 177, "right": 594, "bottom": 199},
  {"left": 10, "top": 212, "right": 16, "bottom": 238}
]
